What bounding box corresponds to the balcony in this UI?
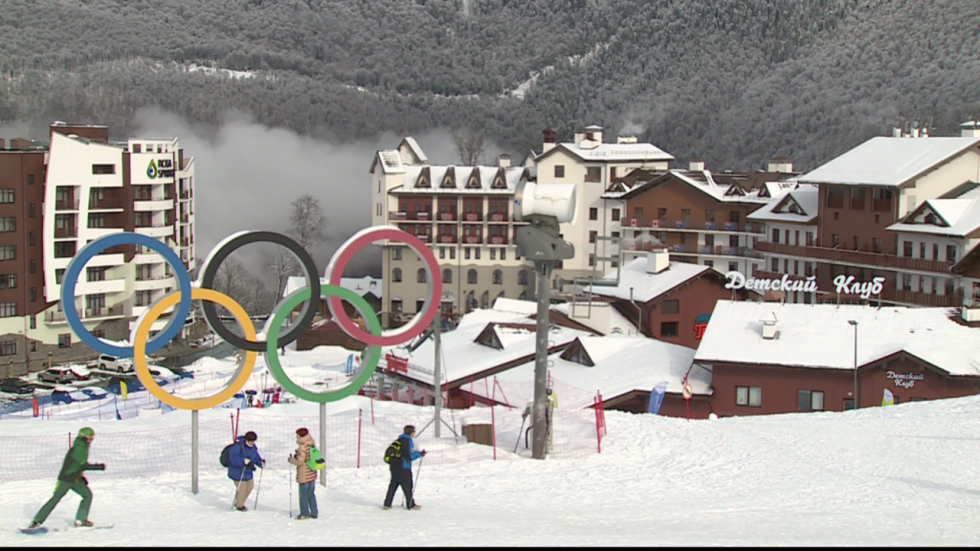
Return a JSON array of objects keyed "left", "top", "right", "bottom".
[
  {"left": 751, "top": 270, "right": 809, "bottom": 283},
  {"left": 488, "top": 213, "right": 508, "bottom": 222},
  {"left": 462, "top": 212, "right": 483, "bottom": 222},
  {"left": 55, "top": 199, "right": 80, "bottom": 211},
  {"left": 892, "top": 288, "right": 964, "bottom": 308},
  {"left": 437, "top": 235, "right": 458, "bottom": 244},
  {"left": 488, "top": 236, "right": 508, "bottom": 246},
  {"left": 179, "top": 191, "right": 191, "bottom": 200},
  {"left": 135, "top": 223, "right": 174, "bottom": 238},
  {"left": 463, "top": 235, "right": 482, "bottom": 245},
  {"left": 850, "top": 197, "right": 866, "bottom": 210},
  {"left": 621, "top": 218, "right": 764, "bottom": 234},
  {"left": 134, "top": 198, "right": 174, "bottom": 212},
  {"left": 135, "top": 274, "right": 174, "bottom": 291},
  {"left": 54, "top": 226, "right": 77, "bottom": 239},
  {"left": 826, "top": 195, "right": 844, "bottom": 209},
  {"left": 674, "top": 244, "right": 762, "bottom": 259},
  {"left": 437, "top": 212, "right": 457, "bottom": 222},
  {"left": 754, "top": 241, "right": 954, "bottom": 274},
  {"left": 389, "top": 211, "right": 433, "bottom": 221},
  {"left": 873, "top": 198, "right": 892, "bottom": 212},
  {"left": 84, "top": 306, "right": 124, "bottom": 320},
  {"left": 180, "top": 213, "right": 191, "bottom": 224},
  {"left": 89, "top": 197, "right": 123, "bottom": 210}
]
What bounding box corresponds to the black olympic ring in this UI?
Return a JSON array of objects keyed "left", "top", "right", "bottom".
[{"left": 199, "top": 231, "right": 321, "bottom": 352}]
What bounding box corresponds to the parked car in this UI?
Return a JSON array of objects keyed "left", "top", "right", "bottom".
[
  {"left": 0, "top": 378, "right": 34, "bottom": 396},
  {"left": 37, "top": 367, "right": 89, "bottom": 385},
  {"left": 98, "top": 354, "right": 134, "bottom": 374}
]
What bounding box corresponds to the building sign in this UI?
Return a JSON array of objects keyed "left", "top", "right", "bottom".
[
  {"left": 724, "top": 271, "right": 886, "bottom": 299},
  {"left": 146, "top": 158, "right": 175, "bottom": 180},
  {"left": 887, "top": 371, "right": 924, "bottom": 389},
  {"left": 694, "top": 313, "right": 711, "bottom": 340}
]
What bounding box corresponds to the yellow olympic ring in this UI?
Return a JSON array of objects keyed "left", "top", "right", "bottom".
[{"left": 133, "top": 288, "right": 257, "bottom": 411}]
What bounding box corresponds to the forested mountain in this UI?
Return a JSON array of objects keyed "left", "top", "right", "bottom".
[{"left": 2, "top": 0, "right": 979, "bottom": 170}]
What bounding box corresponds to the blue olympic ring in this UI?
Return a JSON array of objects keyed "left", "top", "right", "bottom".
[{"left": 61, "top": 233, "right": 193, "bottom": 357}]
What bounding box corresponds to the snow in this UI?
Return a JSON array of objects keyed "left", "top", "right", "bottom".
[
  {"left": 399, "top": 137, "right": 428, "bottom": 164},
  {"left": 4, "top": 389, "right": 980, "bottom": 544},
  {"left": 558, "top": 142, "right": 674, "bottom": 162},
  {"left": 694, "top": 300, "right": 980, "bottom": 376},
  {"left": 886, "top": 196, "right": 980, "bottom": 237},
  {"left": 397, "top": 165, "right": 527, "bottom": 194},
  {"left": 491, "top": 297, "right": 538, "bottom": 316},
  {"left": 281, "top": 276, "right": 382, "bottom": 300},
  {"left": 748, "top": 185, "right": 820, "bottom": 223},
  {"left": 798, "top": 136, "right": 980, "bottom": 187},
  {"left": 586, "top": 257, "right": 713, "bottom": 303},
  {"left": 469, "top": 334, "right": 705, "bottom": 409}
]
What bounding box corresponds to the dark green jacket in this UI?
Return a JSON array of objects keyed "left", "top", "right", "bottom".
[{"left": 57, "top": 436, "right": 95, "bottom": 484}]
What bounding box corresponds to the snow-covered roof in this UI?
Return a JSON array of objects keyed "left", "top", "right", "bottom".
[
  {"left": 612, "top": 169, "right": 785, "bottom": 205},
  {"left": 886, "top": 192, "right": 980, "bottom": 237},
  {"left": 694, "top": 300, "right": 980, "bottom": 377},
  {"left": 748, "top": 185, "right": 820, "bottom": 224},
  {"left": 492, "top": 297, "right": 538, "bottom": 316},
  {"left": 557, "top": 142, "right": 675, "bottom": 163},
  {"left": 586, "top": 257, "right": 715, "bottom": 303},
  {"left": 469, "top": 335, "right": 708, "bottom": 409},
  {"left": 398, "top": 137, "right": 427, "bottom": 164},
  {"left": 798, "top": 136, "right": 980, "bottom": 187},
  {"left": 368, "top": 149, "right": 406, "bottom": 174},
  {"left": 282, "top": 276, "right": 382, "bottom": 299},
  {"left": 393, "top": 165, "right": 527, "bottom": 195},
  {"left": 380, "top": 308, "right": 591, "bottom": 386},
  {"left": 551, "top": 302, "right": 639, "bottom": 336}
]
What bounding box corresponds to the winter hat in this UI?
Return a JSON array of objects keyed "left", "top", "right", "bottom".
[
  {"left": 244, "top": 431, "right": 258, "bottom": 442},
  {"left": 79, "top": 427, "right": 95, "bottom": 438},
  {"left": 296, "top": 428, "right": 309, "bottom": 437},
  {"left": 403, "top": 425, "right": 416, "bottom": 435}
]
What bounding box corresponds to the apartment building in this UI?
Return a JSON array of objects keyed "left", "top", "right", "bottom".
[
  {"left": 525, "top": 126, "right": 675, "bottom": 283},
  {"left": 752, "top": 123, "right": 980, "bottom": 307},
  {"left": 0, "top": 124, "right": 196, "bottom": 375},
  {"left": 370, "top": 139, "right": 535, "bottom": 326},
  {"left": 610, "top": 163, "right": 797, "bottom": 276}
]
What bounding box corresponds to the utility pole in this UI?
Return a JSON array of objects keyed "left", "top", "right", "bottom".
[
  {"left": 433, "top": 309, "right": 442, "bottom": 438},
  {"left": 531, "top": 260, "right": 552, "bottom": 460}
]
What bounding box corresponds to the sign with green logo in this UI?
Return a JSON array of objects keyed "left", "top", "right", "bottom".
[{"left": 146, "top": 158, "right": 175, "bottom": 179}]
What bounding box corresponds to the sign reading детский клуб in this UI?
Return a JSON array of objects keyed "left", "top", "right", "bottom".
[{"left": 724, "top": 271, "right": 886, "bottom": 299}]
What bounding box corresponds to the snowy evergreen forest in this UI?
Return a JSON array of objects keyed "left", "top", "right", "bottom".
[{"left": 1, "top": 0, "right": 979, "bottom": 170}]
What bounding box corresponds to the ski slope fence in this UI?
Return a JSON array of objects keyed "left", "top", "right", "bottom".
[{"left": 0, "top": 406, "right": 604, "bottom": 483}]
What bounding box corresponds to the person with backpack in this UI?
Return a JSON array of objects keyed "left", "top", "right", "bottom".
[
  {"left": 286, "top": 427, "right": 324, "bottom": 519},
  {"left": 383, "top": 424, "right": 426, "bottom": 510},
  {"left": 27, "top": 427, "right": 106, "bottom": 530},
  {"left": 226, "top": 431, "right": 265, "bottom": 511}
]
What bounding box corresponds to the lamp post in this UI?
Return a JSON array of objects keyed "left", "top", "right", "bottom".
[{"left": 848, "top": 320, "right": 858, "bottom": 410}]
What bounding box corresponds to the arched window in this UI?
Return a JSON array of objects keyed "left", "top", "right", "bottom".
[
  {"left": 493, "top": 269, "right": 503, "bottom": 285},
  {"left": 417, "top": 268, "right": 427, "bottom": 283},
  {"left": 467, "top": 269, "right": 478, "bottom": 284},
  {"left": 481, "top": 291, "right": 490, "bottom": 309},
  {"left": 442, "top": 268, "right": 453, "bottom": 284},
  {"left": 518, "top": 269, "right": 528, "bottom": 285},
  {"left": 392, "top": 268, "right": 402, "bottom": 283},
  {"left": 466, "top": 291, "right": 477, "bottom": 312}
]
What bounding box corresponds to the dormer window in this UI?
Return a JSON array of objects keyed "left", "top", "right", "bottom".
[
  {"left": 558, "top": 338, "right": 595, "bottom": 367},
  {"left": 473, "top": 324, "right": 503, "bottom": 350},
  {"left": 924, "top": 212, "right": 936, "bottom": 225}
]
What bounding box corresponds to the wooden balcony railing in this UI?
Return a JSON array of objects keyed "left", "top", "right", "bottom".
[
  {"left": 55, "top": 199, "right": 79, "bottom": 211},
  {"left": 463, "top": 235, "right": 482, "bottom": 244},
  {"left": 754, "top": 241, "right": 954, "bottom": 274},
  {"left": 488, "top": 213, "right": 508, "bottom": 222},
  {"left": 621, "top": 217, "right": 764, "bottom": 234},
  {"left": 438, "top": 212, "right": 457, "bottom": 221},
  {"left": 54, "top": 226, "right": 77, "bottom": 238},
  {"left": 438, "top": 235, "right": 457, "bottom": 244},
  {"left": 488, "top": 236, "right": 508, "bottom": 245},
  {"left": 462, "top": 212, "right": 483, "bottom": 222}
]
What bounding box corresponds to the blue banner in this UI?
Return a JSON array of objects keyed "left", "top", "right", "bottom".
[
  {"left": 647, "top": 381, "right": 669, "bottom": 415},
  {"left": 346, "top": 354, "right": 354, "bottom": 375}
]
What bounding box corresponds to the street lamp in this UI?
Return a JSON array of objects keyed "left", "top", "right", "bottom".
[{"left": 848, "top": 320, "right": 858, "bottom": 410}]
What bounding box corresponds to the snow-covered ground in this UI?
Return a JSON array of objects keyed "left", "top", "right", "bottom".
[{"left": 2, "top": 387, "right": 980, "bottom": 545}]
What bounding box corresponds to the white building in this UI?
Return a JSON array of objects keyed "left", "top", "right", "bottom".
[{"left": 746, "top": 184, "right": 820, "bottom": 303}]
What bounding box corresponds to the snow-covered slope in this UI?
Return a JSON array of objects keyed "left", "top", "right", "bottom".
[{"left": 1, "top": 391, "right": 979, "bottom": 545}]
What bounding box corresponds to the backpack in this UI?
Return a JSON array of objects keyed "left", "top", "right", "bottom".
[
  {"left": 383, "top": 439, "right": 402, "bottom": 465},
  {"left": 306, "top": 446, "right": 326, "bottom": 471},
  {"left": 219, "top": 442, "right": 241, "bottom": 468}
]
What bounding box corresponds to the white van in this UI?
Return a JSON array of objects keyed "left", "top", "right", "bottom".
[{"left": 98, "top": 354, "right": 134, "bottom": 374}]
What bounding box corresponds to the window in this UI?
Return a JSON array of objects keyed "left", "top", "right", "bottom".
[
  {"left": 28, "top": 203, "right": 34, "bottom": 218},
  {"left": 554, "top": 165, "right": 565, "bottom": 178},
  {"left": 634, "top": 207, "right": 644, "bottom": 220},
  {"left": 0, "top": 246, "right": 13, "bottom": 260},
  {"left": 417, "top": 268, "right": 426, "bottom": 283},
  {"left": 729, "top": 262, "right": 738, "bottom": 271},
  {"left": 58, "top": 334, "right": 71, "bottom": 348},
  {"left": 0, "top": 274, "right": 15, "bottom": 289},
  {"left": 771, "top": 228, "right": 780, "bottom": 244},
  {"left": 439, "top": 247, "right": 445, "bottom": 260},
  {"left": 919, "top": 242, "right": 926, "bottom": 259},
  {"left": 0, "top": 340, "right": 15, "bottom": 356},
  {"left": 611, "top": 208, "right": 620, "bottom": 222},
  {"left": 843, "top": 399, "right": 855, "bottom": 411},
  {"left": 832, "top": 234, "right": 840, "bottom": 247},
  {"left": 500, "top": 249, "right": 506, "bottom": 261},
  {"left": 87, "top": 267, "right": 107, "bottom": 282},
  {"left": 588, "top": 254, "right": 595, "bottom": 267},
  {"left": 92, "top": 164, "right": 116, "bottom": 174},
  {"left": 449, "top": 247, "right": 455, "bottom": 260},
  {"left": 28, "top": 232, "right": 35, "bottom": 246},
  {"left": 736, "top": 386, "right": 762, "bottom": 407},
  {"left": 392, "top": 247, "right": 402, "bottom": 261},
  {"left": 585, "top": 166, "right": 601, "bottom": 182},
  {"left": 0, "top": 189, "right": 13, "bottom": 203},
  {"left": 0, "top": 302, "right": 15, "bottom": 317},
  {"left": 872, "top": 238, "right": 882, "bottom": 253},
  {"left": 489, "top": 248, "right": 496, "bottom": 261},
  {"left": 464, "top": 247, "right": 471, "bottom": 260},
  {"left": 392, "top": 268, "right": 402, "bottom": 283},
  {"left": 55, "top": 242, "right": 75, "bottom": 258},
  {"left": 660, "top": 322, "right": 678, "bottom": 338},
  {"left": 493, "top": 270, "right": 503, "bottom": 284},
  {"left": 416, "top": 299, "right": 425, "bottom": 313},
  {"left": 518, "top": 270, "right": 528, "bottom": 285},
  {"left": 442, "top": 269, "right": 452, "bottom": 284},
  {"left": 0, "top": 217, "right": 15, "bottom": 232},
  {"left": 933, "top": 243, "right": 939, "bottom": 261},
  {"left": 55, "top": 269, "right": 65, "bottom": 284},
  {"left": 29, "top": 287, "right": 36, "bottom": 302},
  {"left": 947, "top": 245, "right": 957, "bottom": 263},
  {"left": 798, "top": 390, "right": 825, "bottom": 412},
  {"left": 88, "top": 213, "right": 106, "bottom": 228},
  {"left": 468, "top": 269, "right": 478, "bottom": 284},
  {"left": 589, "top": 208, "right": 598, "bottom": 220},
  {"left": 391, "top": 299, "right": 402, "bottom": 314},
  {"left": 474, "top": 248, "right": 481, "bottom": 260},
  {"left": 589, "top": 231, "right": 597, "bottom": 244},
  {"left": 661, "top": 299, "right": 679, "bottom": 315},
  {"left": 27, "top": 175, "right": 34, "bottom": 185},
  {"left": 903, "top": 241, "right": 913, "bottom": 257}
]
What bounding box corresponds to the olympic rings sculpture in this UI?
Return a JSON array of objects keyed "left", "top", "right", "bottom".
[{"left": 60, "top": 226, "right": 443, "bottom": 410}]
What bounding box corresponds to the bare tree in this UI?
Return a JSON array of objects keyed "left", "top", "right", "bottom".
[
  {"left": 211, "top": 256, "right": 267, "bottom": 317},
  {"left": 289, "top": 194, "right": 327, "bottom": 251},
  {"left": 265, "top": 245, "right": 296, "bottom": 304},
  {"left": 451, "top": 128, "right": 486, "bottom": 165}
]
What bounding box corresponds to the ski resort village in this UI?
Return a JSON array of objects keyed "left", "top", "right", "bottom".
[{"left": 1, "top": 122, "right": 980, "bottom": 545}]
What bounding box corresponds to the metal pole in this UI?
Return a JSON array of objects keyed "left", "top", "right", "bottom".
[
  {"left": 191, "top": 410, "right": 199, "bottom": 494},
  {"left": 531, "top": 260, "right": 552, "bottom": 460},
  {"left": 853, "top": 324, "right": 858, "bottom": 409},
  {"left": 433, "top": 309, "right": 443, "bottom": 438},
  {"left": 319, "top": 402, "right": 326, "bottom": 487}
]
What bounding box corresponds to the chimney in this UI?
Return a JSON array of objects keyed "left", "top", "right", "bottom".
[
  {"left": 689, "top": 159, "right": 705, "bottom": 171},
  {"left": 645, "top": 248, "right": 669, "bottom": 275},
  {"left": 498, "top": 153, "right": 511, "bottom": 168},
  {"left": 542, "top": 128, "right": 557, "bottom": 152},
  {"left": 0, "top": 138, "right": 5, "bottom": 150},
  {"left": 892, "top": 127, "right": 903, "bottom": 138},
  {"left": 9, "top": 138, "right": 29, "bottom": 151},
  {"left": 910, "top": 127, "right": 920, "bottom": 138},
  {"left": 767, "top": 157, "right": 794, "bottom": 173},
  {"left": 961, "top": 121, "right": 980, "bottom": 138},
  {"left": 760, "top": 312, "right": 778, "bottom": 340},
  {"left": 617, "top": 136, "right": 637, "bottom": 144}
]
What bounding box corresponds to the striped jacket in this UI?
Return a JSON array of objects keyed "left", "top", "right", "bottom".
[{"left": 287, "top": 433, "right": 319, "bottom": 484}]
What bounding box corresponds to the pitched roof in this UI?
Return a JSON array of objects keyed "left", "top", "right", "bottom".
[
  {"left": 614, "top": 170, "right": 787, "bottom": 205},
  {"left": 797, "top": 136, "right": 980, "bottom": 187},
  {"left": 747, "top": 185, "right": 820, "bottom": 223},
  {"left": 368, "top": 149, "right": 406, "bottom": 174},
  {"left": 393, "top": 165, "right": 528, "bottom": 194},
  {"left": 694, "top": 300, "right": 980, "bottom": 377},
  {"left": 398, "top": 137, "right": 428, "bottom": 164},
  {"left": 586, "top": 257, "right": 715, "bottom": 303},
  {"left": 534, "top": 142, "right": 674, "bottom": 164},
  {"left": 886, "top": 190, "right": 980, "bottom": 237}
]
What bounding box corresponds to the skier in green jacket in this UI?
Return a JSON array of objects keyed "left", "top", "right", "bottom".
[{"left": 27, "top": 427, "right": 106, "bottom": 529}]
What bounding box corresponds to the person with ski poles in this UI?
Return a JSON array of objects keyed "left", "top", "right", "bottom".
[
  {"left": 27, "top": 427, "right": 106, "bottom": 529},
  {"left": 383, "top": 424, "right": 425, "bottom": 510},
  {"left": 287, "top": 427, "right": 322, "bottom": 519},
  {"left": 227, "top": 431, "right": 265, "bottom": 511}
]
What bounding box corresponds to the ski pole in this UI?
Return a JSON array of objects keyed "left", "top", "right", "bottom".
[
  {"left": 409, "top": 456, "right": 424, "bottom": 509},
  {"left": 289, "top": 464, "right": 293, "bottom": 518},
  {"left": 253, "top": 464, "right": 264, "bottom": 510}
]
